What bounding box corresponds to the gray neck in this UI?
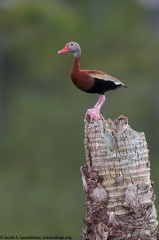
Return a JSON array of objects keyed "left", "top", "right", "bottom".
[{"left": 74, "top": 49, "right": 81, "bottom": 57}]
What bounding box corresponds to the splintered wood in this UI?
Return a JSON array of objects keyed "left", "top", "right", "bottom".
[{"left": 81, "top": 115, "right": 158, "bottom": 240}]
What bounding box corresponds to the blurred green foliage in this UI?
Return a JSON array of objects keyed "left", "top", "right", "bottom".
[{"left": 0, "top": 0, "right": 159, "bottom": 237}]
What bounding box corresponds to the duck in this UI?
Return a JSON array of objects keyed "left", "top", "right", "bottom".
[{"left": 58, "top": 42, "right": 127, "bottom": 121}]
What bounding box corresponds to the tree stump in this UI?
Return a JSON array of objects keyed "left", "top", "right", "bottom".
[{"left": 81, "top": 115, "right": 158, "bottom": 240}]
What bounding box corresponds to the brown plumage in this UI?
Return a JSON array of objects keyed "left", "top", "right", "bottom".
[{"left": 58, "top": 41, "right": 127, "bottom": 121}]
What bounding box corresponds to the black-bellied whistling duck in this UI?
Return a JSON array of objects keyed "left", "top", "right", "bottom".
[{"left": 58, "top": 42, "right": 127, "bottom": 121}]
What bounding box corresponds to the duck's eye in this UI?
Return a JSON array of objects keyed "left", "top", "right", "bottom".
[{"left": 70, "top": 43, "right": 74, "bottom": 46}]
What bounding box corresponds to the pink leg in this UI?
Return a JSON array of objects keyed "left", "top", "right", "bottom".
[{"left": 87, "top": 94, "right": 106, "bottom": 122}]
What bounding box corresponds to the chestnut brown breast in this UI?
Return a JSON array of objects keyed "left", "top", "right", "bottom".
[{"left": 71, "top": 57, "right": 95, "bottom": 92}]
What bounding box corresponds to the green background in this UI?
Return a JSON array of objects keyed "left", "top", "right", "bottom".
[{"left": 0, "top": 0, "right": 158, "bottom": 238}]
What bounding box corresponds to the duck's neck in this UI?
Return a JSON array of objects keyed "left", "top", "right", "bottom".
[
  {"left": 74, "top": 47, "right": 81, "bottom": 58},
  {"left": 71, "top": 56, "right": 81, "bottom": 73}
]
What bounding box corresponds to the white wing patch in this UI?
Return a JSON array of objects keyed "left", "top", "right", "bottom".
[{"left": 88, "top": 71, "right": 125, "bottom": 87}]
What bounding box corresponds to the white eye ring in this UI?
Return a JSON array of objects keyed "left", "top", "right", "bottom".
[{"left": 70, "top": 43, "right": 74, "bottom": 46}]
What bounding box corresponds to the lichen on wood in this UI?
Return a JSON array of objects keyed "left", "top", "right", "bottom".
[{"left": 81, "top": 115, "right": 158, "bottom": 240}]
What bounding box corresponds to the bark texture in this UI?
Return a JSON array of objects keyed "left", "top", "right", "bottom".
[{"left": 81, "top": 115, "right": 158, "bottom": 240}]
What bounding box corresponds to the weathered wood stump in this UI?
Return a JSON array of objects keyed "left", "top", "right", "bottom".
[{"left": 81, "top": 115, "right": 158, "bottom": 240}]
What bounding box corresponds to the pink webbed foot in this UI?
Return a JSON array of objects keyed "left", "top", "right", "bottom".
[
  {"left": 86, "top": 94, "right": 106, "bottom": 122},
  {"left": 87, "top": 108, "right": 100, "bottom": 122}
]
